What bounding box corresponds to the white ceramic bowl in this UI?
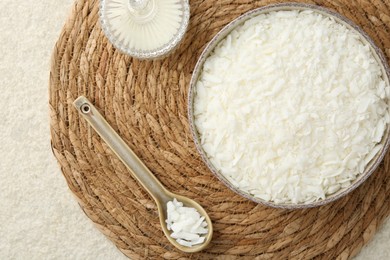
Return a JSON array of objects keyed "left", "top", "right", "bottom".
[{"left": 188, "top": 3, "right": 390, "bottom": 209}]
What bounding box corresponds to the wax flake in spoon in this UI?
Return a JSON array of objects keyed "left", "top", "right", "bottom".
[{"left": 166, "top": 198, "right": 208, "bottom": 247}]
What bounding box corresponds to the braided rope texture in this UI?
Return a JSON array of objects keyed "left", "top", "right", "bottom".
[{"left": 49, "top": 0, "right": 390, "bottom": 258}]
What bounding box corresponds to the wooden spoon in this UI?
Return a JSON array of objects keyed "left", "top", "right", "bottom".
[{"left": 73, "top": 96, "right": 213, "bottom": 253}]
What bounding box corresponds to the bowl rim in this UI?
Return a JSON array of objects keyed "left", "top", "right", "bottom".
[{"left": 187, "top": 2, "right": 390, "bottom": 209}]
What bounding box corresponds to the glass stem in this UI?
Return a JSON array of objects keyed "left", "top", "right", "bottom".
[
  {"left": 128, "top": 0, "right": 149, "bottom": 11},
  {"left": 127, "top": 0, "right": 157, "bottom": 24}
]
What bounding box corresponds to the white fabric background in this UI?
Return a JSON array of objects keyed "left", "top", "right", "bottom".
[{"left": 0, "top": 0, "right": 389, "bottom": 259}]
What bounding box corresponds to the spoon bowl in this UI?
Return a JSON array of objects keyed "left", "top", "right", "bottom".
[
  {"left": 157, "top": 191, "right": 213, "bottom": 253},
  {"left": 74, "top": 96, "right": 212, "bottom": 253}
]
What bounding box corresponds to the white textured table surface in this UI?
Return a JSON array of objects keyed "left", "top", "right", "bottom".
[{"left": 0, "top": 0, "right": 389, "bottom": 259}]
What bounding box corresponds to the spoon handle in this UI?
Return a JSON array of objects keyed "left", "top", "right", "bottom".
[{"left": 73, "top": 96, "right": 169, "bottom": 203}]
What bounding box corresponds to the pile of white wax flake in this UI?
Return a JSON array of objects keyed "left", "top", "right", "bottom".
[
  {"left": 166, "top": 198, "right": 208, "bottom": 247},
  {"left": 194, "top": 10, "right": 390, "bottom": 204}
]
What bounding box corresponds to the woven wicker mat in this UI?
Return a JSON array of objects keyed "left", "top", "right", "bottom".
[{"left": 49, "top": 0, "right": 390, "bottom": 259}]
